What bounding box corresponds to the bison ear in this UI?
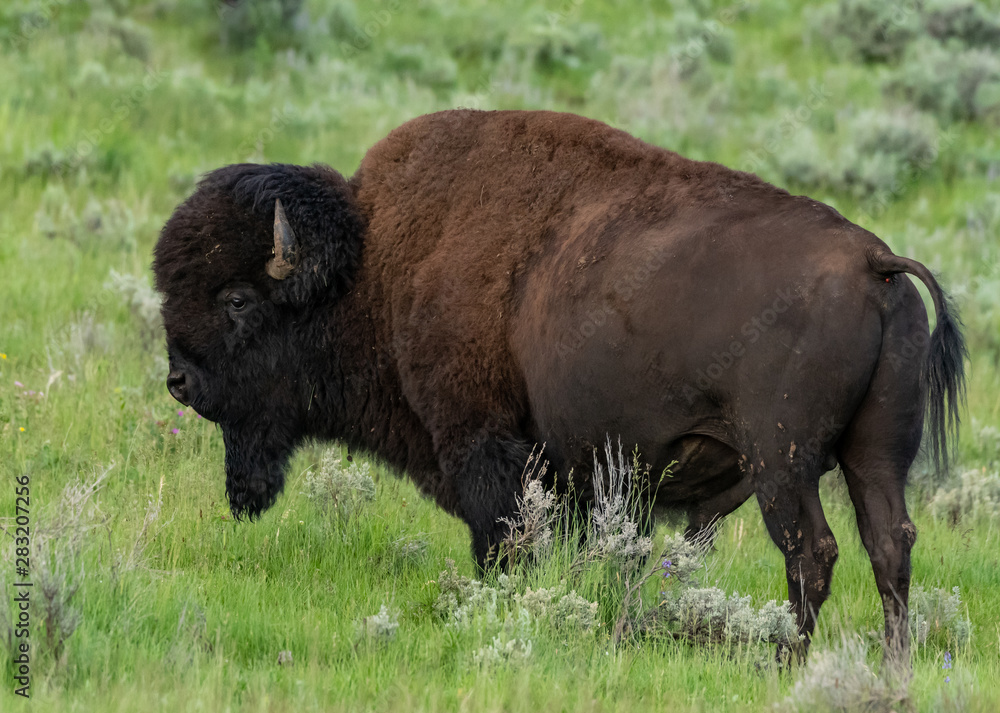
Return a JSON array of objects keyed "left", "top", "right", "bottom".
[{"left": 266, "top": 198, "right": 298, "bottom": 280}]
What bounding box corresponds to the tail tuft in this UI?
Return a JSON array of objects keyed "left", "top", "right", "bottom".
[
  {"left": 870, "top": 251, "right": 967, "bottom": 475},
  {"left": 924, "top": 295, "right": 967, "bottom": 474}
]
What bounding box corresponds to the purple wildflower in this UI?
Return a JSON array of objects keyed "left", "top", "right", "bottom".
[
  {"left": 14, "top": 380, "right": 23, "bottom": 388},
  {"left": 659, "top": 559, "right": 674, "bottom": 598},
  {"left": 171, "top": 428, "right": 179, "bottom": 435},
  {"left": 178, "top": 409, "right": 185, "bottom": 417},
  {"left": 943, "top": 651, "right": 952, "bottom": 669}
]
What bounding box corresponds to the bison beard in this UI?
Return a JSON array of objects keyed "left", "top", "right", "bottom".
[
  {"left": 223, "top": 423, "right": 293, "bottom": 520},
  {"left": 153, "top": 109, "right": 966, "bottom": 664}
]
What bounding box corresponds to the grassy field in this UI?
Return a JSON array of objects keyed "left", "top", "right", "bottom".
[{"left": 2, "top": 0, "right": 1000, "bottom": 710}]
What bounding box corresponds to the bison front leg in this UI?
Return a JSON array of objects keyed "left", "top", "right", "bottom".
[{"left": 446, "top": 432, "right": 532, "bottom": 570}]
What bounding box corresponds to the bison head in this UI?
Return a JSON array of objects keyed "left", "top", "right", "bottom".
[{"left": 153, "top": 163, "right": 364, "bottom": 519}]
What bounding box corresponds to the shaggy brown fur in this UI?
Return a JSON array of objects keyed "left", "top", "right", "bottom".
[{"left": 154, "top": 110, "right": 965, "bottom": 660}]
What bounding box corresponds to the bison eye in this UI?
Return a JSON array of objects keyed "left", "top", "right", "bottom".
[{"left": 219, "top": 287, "right": 256, "bottom": 316}]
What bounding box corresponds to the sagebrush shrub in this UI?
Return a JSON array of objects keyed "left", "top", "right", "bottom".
[
  {"left": 56, "top": 312, "right": 113, "bottom": 372},
  {"left": 506, "top": 10, "right": 604, "bottom": 73},
  {"left": 645, "top": 587, "right": 799, "bottom": 646},
  {"left": 379, "top": 44, "right": 458, "bottom": 90},
  {"left": 777, "top": 636, "right": 910, "bottom": 713},
  {"left": 432, "top": 558, "right": 598, "bottom": 669},
  {"left": 909, "top": 585, "right": 972, "bottom": 648},
  {"left": 86, "top": 9, "right": 152, "bottom": 62},
  {"left": 924, "top": 0, "right": 1000, "bottom": 49},
  {"left": 35, "top": 187, "right": 144, "bottom": 252},
  {"left": 302, "top": 450, "right": 376, "bottom": 521},
  {"left": 929, "top": 466, "right": 1000, "bottom": 523},
  {"left": 853, "top": 110, "right": 939, "bottom": 165},
  {"left": 217, "top": 0, "right": 306, "bottom": 52},
  {"left": 517, "top": 586, "right": 599, "bottom": 632},
  {"left": 670, "top": 7, "right": 735, "bottom": 72},
  {"left": 971, "top": 421, "right": 1000, "bottom": 462},
  {"left": 106, "top": 269, "right": 163, "bottom": 341},
  {"left": 885, "top": 40, "right": 1000, "bottom": 123},
  {"left": 473, "top": 636, "right": 533, "bottom": 667},
  {"left": 355, "top": 605, "right": 399, "bottom": 644},
  {"left": 392, "top": 534, "right": 430, "bottom": 564},
  {"left": 472, "top": 607, "right": 534, "bottom": 668},
  {"left": 500, "top": 448, "right": 558, "bottom": 562},
  {"left": 639, "top": 533, "right": 798, "bottom": 646},
  {"left": 591, "top": 440, "right": 653, "bottom": 566},
  {"left": 657, "top": 532, "right": 708, "bottom": 584},
  {"left": 490, "top": 440, "right": 799, "bottom": 653},
  {"left": 965, "top": 192, "right": 1000, "bottom": 240},
  {"left": 773, "top": 109, "right": 943, "bottom": 200},
  {"left": 807, "top": 0, "right": 921, "bottom": 63},
  {"left": 433, "top": 560, "right": 598, "bottom": 635},
  {"left": 22, "top": 143, "right": 94, "bottom": 179}
]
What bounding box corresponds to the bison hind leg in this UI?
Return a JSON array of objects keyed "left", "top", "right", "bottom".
[
  {"left": 836, "top": 399, "right": 921, "bottom": 663},
  {"left": 751, "top": 449, "right": 840, "bottom": 664},
  {"left": 839, "top": 458, "right": 915, "bottom": 665},
  {"left": 834, "top": 289, "right": 929, "bottom": 665}
]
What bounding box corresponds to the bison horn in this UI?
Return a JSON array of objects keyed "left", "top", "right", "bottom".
[{"left": 266, "top": 198, "right": 298, "bottom": 280}]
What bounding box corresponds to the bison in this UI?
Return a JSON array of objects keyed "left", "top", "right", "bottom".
[{"left": 154, "top": 109, "right": 965, "bottom": 659}]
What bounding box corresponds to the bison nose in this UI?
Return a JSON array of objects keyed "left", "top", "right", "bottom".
[{"left": 166, "top": 370, "right": 190, "bottom": 405}]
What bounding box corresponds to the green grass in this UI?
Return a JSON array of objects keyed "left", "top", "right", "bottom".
[{"left": 2, "top": 0, "right": 1000, "bottom": 710}]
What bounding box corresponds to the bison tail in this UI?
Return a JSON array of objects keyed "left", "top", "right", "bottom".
[{"left": 871, "top": 252, "right": 968, "bottom": 475}]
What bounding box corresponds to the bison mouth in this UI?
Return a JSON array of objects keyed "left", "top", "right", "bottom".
[{"left": 222, "top": 423, "right": 293, "bottom": 520}]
